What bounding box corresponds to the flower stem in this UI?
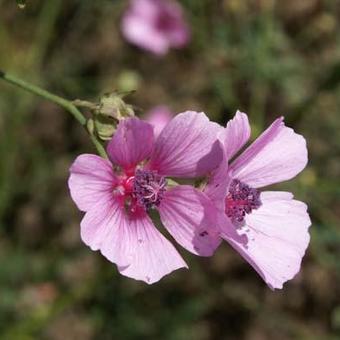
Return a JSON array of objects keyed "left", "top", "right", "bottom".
[{"left": 0, "top": 70, "right": 108, "bottom": 158}]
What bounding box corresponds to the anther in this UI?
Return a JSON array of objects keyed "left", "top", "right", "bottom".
[
  {"left": 133, "top": 169, "right": 167, "bottom": 210},
  {"left": 225, "top": 179, "right": 261, "bottom": 225}
]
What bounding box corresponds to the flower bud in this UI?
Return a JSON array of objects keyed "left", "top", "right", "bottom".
[
  {"left": 96, "top": 92, "right": 135, "bottom": 120},
  {"left": 93, "top": 115, "right": 117, "bottom": 141},
  {"left": 91, "top": 92, "right": 135, "bottom": 141}
]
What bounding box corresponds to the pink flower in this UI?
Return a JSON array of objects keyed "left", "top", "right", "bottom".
[
  {"left": 69, "top": 112, "right": 223, "bottom": 284},
  {"left": 145, "top": 105, "right": 173, "bottom": 138},
  {"left": 204, "top": 111, "right": 311, "bottom": 289},
  {"left": 121, "top": 0, "right": 190, "bottom": 56}
]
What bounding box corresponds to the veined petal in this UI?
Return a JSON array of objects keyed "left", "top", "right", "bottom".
[
  {"left": 149, "top": 111, "right": 223, "bottom": 178},
  {"left": 224, "top": 110, "right": 251, "bottom": 159},
  {"left": 107, "top": 118, "right": 154, "bottom": 170},
  {"left": 230, "top": 117, "right": 308, "bottom": 188},
  {"left": 68, "top": 154, "right": 116, "bottom": 212},
  {"left": 80, "top": 196, "right": 122, "bottom": 253},
  {"left": 159, "top": 185, "right": 222, "bottom": 256},
  {"left": 204, "top": 111, "right": 250, "bottom": 208},
  {"left": 81, "top": 199, "right": 187, "bottom": 284},
  {"left": 203, "top": 150, "right": 229, "bottom": 211},
  {"left": 221, "top": 191, "right": 311, "bottom": 289},
  {"left": 117, "top": 212, "right": 188, "bottom": 284}
]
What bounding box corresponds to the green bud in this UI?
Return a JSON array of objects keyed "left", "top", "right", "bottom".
[
  {"left": 97, "top": 92, "right": 135, "bottom": 120},
  {"left": 93, "top": 115, "right": 117, "bottom": 141},
  {"left": 76, "top": 92, "right": 135, "bottom": 141}
]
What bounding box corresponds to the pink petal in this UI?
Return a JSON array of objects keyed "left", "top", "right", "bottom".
[
  {"left": 122, "top": 13, "right": 170, "bottom": 55},
  {"left": 145, "top": 105, "right": 173, "bottom": 138},
  {"left": 230, "top": 117, "right": 308, "bottom": 188},
  {"left": 220, "top": 191, "right": 311, "bottom": 289},
  {"left": 224, "top": 110, "right": 251, "bottom": 159},
  {"left": 149, "top": 111, "right": 223, "bottom": 178},
  {"left": 162, "top": 1, "right": 190, "bottom": 47},
  {"left": 203, "top": 150, "right": 230, "bottom": 211},
  {"left": 80, "top": 196, "right": 122, "bottom": 253},
  {"left": 117, "top": 212, "right": 188, "bottom": 284},
  {"left": 81, "top": 199, "right": 187, "bottom": 284},
  {"left": 107, "top": 118, "right": 154, "bottom": 170},
  {"left": 68, "top": 154, "right": 116, "bottom": 212},
  {"left": 158, "top": 185, "right": 222, "bottom": 256}
]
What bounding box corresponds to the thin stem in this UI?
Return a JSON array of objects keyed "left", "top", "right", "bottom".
[
  {"left": 0, "top": 70, "right": 107, "bottom": 158},
  {"left": 0, "top": 71, "right": 86, "bottom": 124}
]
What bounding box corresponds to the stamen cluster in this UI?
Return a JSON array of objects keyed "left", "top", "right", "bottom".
[
  {"left": 225, "top": 179, "right": 261, "bottom": 225},
  {"left": 133, "top": 169, "right": 167, "bottom": 210}
]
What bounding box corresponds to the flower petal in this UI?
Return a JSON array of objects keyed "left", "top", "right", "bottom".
[
  {"left": 81, "top": 199, "right": 187, "bottom": 284},
  {"left": 107, "top": 118, "right": 154, "bottom": 170},
  {"left": 224, "top": 110, "right": 251, "bottom": 159},
  {"left": 68, "top": 154, "right": 116, "bottom": 212},
  {"left": 159, "top": 185, "right": 222, "bottom": 256},
  {"left": 230, "top": 117, "right": 308, "bottom": 188},
  {"left": 122, "top": 12, "right": 170, "bottom": 55},
  {"left": 149, "top": 111, "right": 223, "bottom": 178},
  {"left": 117, "top": 212, "right": 188, "bottom": 284},
  {"left": 203, "top": 150, "right": 230, "bottom": 211},
  {"left": 220, "top": 191, "right": 311, "bottom": 289},
  {"left": 162, "top": 1, "right": 190, "bottom": 48},
  {"left": 80, "top": 196, "right": 122, "bottom": 253},
  {"left": 145, "top": 105, "right": 173, "bottom": 138}
]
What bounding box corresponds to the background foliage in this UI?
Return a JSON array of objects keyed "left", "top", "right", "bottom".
[{"left": 1, "top": 0, "right": 340, "bottom": 339}]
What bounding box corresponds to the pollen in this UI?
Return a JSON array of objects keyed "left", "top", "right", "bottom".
[
  {"left": 133, "top": 169, "right": 167, "bottom": 210},
  {"left": 225, "top": 179, "right": 261, "bottom": 225}
]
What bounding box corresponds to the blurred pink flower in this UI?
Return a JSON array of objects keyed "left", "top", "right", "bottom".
[
  {"left": 69, "top": 112, "right": 223, "bottom": 284},
  {"left": 204, "top": 111, "right": 311, "bottom": 289},
  {"left": 121, "top": 0, "right": 190, "bottom": 56},
  {"left": 145, "top": 105, "right": 173, "bottom": 137}
]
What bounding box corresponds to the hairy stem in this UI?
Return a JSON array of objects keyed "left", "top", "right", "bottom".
[{"left": 0, "top": 70, "right": 107, "bottom": 158}]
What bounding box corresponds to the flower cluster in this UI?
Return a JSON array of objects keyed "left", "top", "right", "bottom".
[
  {"left": 67, "top": 1, "right": 311, "bottom": 290},
  {"left": 69, "top": 109, "right": 311, "bottom": 289}
]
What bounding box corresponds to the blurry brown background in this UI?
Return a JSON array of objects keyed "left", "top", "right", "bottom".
[{"left": 0, "top": 0, "right": 340, "bottom": 339}]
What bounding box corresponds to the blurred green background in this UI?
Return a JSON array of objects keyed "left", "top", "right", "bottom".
[{"left": 1, "top": 0, "right": 340, "bottom": 339}]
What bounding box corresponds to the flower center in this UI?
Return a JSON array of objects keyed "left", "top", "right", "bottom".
[
  {"left": 133, "top": 169, "right": 167, "bottom": 211},
  {"left": 225, "top": 179, "right": 261, "bottom": 225},
  {"left": 155, "top": 7, "right": 177, "bottom": 31}
]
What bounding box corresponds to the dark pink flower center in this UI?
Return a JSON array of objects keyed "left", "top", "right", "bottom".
[
  {"left": 155, "top": 11, "right": 178, "bottom": 31},
  {"left": 225, "top": 179, "right": 261, "bottom": 225},
  {"left": 132, "top": 169, "right": 167, "bottom": 211}
]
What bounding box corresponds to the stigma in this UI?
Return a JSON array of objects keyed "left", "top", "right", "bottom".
[
  {"left": 133, "top": 169, "right": 167, "bottom": 210},
  {"left": 225, "top": 179, "right": 261, "bottom": 225}
]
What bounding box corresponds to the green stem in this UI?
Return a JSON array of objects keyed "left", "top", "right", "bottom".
[{"left": 0, "top": 70, "right": 107, "bottom": 158}]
